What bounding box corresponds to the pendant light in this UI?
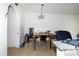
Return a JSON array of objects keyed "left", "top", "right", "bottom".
[{"left": 38, "top": 4, "right": 45, "bottom": 19}]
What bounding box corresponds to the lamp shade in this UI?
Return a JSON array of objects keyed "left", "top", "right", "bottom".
[{"left": 38, "top": 15, "right": 45, "bottom": 19}]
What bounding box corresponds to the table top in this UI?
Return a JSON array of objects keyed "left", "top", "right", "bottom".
[{"left": 33, "top": 33, "right": 51, "bottom": 37}]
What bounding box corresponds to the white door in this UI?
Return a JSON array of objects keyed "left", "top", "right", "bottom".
[
  {"left": 0, "top": 3, "right": 8, "bottom": 56},
  {"left": 7, "top": 5, "right": 20, "bottom": 48}
]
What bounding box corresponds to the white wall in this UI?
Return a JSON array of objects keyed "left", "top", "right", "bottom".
[
  {"left": 23, "top": 13, "right": 79, "bottom": 39},
  {"left": 8, "top": 4, "right": 20, "bottom": 48},
  {"left": 0, "top": 3, "right": 8, "bottom": 56},
  {"left": 19, "top": 11, "right": 25, "bottom": 46},
  {"left": 76, "top": 16, "right": 79, "bottom": 33}
]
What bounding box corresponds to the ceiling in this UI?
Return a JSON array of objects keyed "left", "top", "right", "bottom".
[{"left": 19, "top": 3, "right": 79, "bottom": 14}]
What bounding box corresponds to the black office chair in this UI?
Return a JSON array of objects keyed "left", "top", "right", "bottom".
[{"left": 55, "top": 30, "right": 72, "bottom": 41}]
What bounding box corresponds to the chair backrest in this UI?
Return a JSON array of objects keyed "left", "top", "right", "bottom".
[
  {"left": 40, "top": 36, "right": 46, "bottom": 41},
  {"left": 55, "top": 30, "right": 72, "bottom": 41}
]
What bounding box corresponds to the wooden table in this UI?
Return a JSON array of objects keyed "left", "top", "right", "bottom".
[{"left": 33, "top": 33, "right": 52, "bottom": 50}]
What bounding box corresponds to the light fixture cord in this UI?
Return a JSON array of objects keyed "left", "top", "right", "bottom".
[{"left": 40, "top": 4, "right": 44, "bottom": 16}]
